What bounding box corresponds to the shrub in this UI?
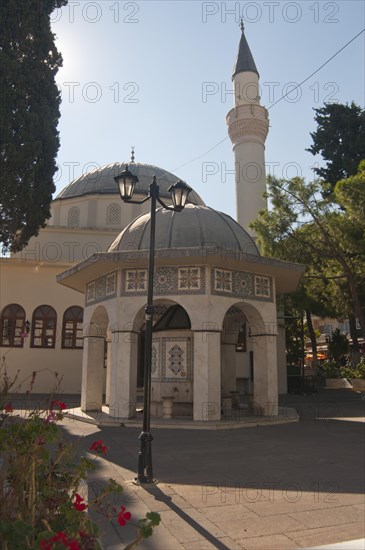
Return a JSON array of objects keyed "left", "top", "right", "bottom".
[
  {"left": 317, "top": 360, "right": 341, "bottom": 380},
  {"left": 0, "top": 364, "right": 160, "bottom": 549},
  {"left": 341, "top": 357, "right": 365, "bottom": 380}
]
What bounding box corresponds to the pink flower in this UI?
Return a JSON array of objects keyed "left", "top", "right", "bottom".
[
  {"left": 45, "top": 411, "right": 57, "bottom": 424},
  {"left": 117, "top": 505, "right": 132, "bottom": 526},
  {"left": 73, "top": 493, "right": 87, "bottom": 512},
  {"left": 89, "top": 439, "right": 108, "bottom": 454}
]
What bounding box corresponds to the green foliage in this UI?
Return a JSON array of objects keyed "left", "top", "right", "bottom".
[
  {"left": 307, "top": 102, "right": 365, "bottom": 193},
  {"left": 342, "top": 357, "right": 365, "bottom": 379},
  {"left": 317, "top": 357, "right": 365, "bottom": 381},
  {"left": 251, "top": 168, "right": 365, "bottom": 344},
  {"left": 317, "top": 360, "right": 341, "bottom": 380},
  {"left": 0, "top": 0, "right": 67, "bottom": 253},
  {"left": 139, "top": 512, "right": 162, "bottom": 538},
  {"left": 327, "top": 328, "right": 349, "bottom": 363},
  {"left": 0, "top": 366, "right": 161, "bottom": 549}
]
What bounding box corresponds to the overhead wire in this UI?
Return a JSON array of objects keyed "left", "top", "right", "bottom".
[{"left": 172, "top": 28, "right": 365, "bottom": 172}]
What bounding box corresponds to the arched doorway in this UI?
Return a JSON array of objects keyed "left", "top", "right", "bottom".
[
  {"left": 221, "top": 302, "right": 278, "bottom": 416},
  {"left": 221, "top": 306, "right": 252, "bottom": 406},
  {"left": 135, "top": 301, "right": 193, "bottom": 417},
  {"left": 81, "top": 305, "right": 109, "bottom": 412}
]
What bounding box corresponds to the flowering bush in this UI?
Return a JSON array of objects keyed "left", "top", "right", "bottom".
[{"left": 0, "top": 366, "right": 160, "bottom": 549}]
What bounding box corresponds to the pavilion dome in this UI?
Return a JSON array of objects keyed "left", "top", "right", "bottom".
[
  {"left": 55, "top": 161, "right": 205, "bottom": 205},
  {"left": 108, "top": 204, "right": 260, "bottom": 256}
]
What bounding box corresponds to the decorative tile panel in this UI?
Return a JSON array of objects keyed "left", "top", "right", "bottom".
[
  {"left": 125, "top": 270, "right": 147, "bottom": 292},
  {"left": 162, "top": 337, "right": 192, "bottom": 382},
  {"left": 95, "top": 278, "right": 105, "bottom": 300},
  {"left": 168, "top": 344, "right": 185, "bottom": 376},
  {"left": 106, "top": 272, "right": 117, "bottom": 295},
  {"left": 178, "top": 267, "right": 201, "bottom": 291},
  {"left": 86, "top": 281, "right": 95, "bottom": 303},
  {"left": 254, "top": 276, "right": 271, "bottom": 298},
  {"left": 85, "top": 271, "right": 118, "bottom": 305},
  {"left": 154, "top": 267, "right": 175, "bottom": 295},
  {"left": 235, "top": 272, "right": 253, "bottom": 295},
  {"left": 121, "top": 266, "right": 205, "bottom": 296},
  {"left": 214, "top": 269, "right": 232, "bottom": 292},
  {"left": 211, "top": 268, "right": 273, "bottom": 302},
  {"left": 151, "top": 340, "right": 160, "bottom": 380}
]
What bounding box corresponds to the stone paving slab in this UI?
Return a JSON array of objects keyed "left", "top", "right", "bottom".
[
  {"left": 65, "top": 406, "right": 299, "bottom": 429},
  {"left": 288, "top": 505, "right": 365, "bottom": 529},
  {"left": 310, "top": 539, "right": 365, "bottom": 549},
  {"left": 285, "top": 524, "right": 365, "bottom": 549},
  {"left": 182, "top": 537, "right": 244, "bottom": 549},
  {"left": 16, "top": 390, "right": 363, "bottom": 550},
  {"left": 238, "top": 533, "right": 297, "bottom": 549}
]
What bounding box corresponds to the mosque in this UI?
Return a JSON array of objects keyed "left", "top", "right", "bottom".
[{"left": 0, "top": 25, "right": 304, "bottom": 421}]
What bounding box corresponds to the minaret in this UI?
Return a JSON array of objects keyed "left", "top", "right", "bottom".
[{"left": 226, "top": 20, "right": 269, "bottom": 236}]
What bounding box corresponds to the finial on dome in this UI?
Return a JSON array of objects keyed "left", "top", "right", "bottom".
[
  {"left": 131, "top": 146, "right": 135, "bottom": 163},
  {"left": 240, "top": 18, "right": 244, "bottom": 32}
]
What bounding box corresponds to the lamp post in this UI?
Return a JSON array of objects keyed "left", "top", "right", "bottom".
[{"left": 114, "top": 165, "right": 191, "bottom": 483}]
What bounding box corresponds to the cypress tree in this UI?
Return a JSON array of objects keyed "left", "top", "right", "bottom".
[{"left": 0, "top": 0, "right": 67, "bottom": 252}]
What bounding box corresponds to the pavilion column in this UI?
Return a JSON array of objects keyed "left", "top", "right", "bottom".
[
  {"left": 108, "top": 330, "right": 138, "bottom": 419},
  {"left": 252, "top": 334, "right": 278, "bottom": 416},
  {"left": 193, "top": 330, "right": 221, "bottom": 421},
  {"left": 81, "top": 335, "right": 105, "bottom": 412},
  {"left": 105, "top": 338, "right": 111, "bottom": 405}
]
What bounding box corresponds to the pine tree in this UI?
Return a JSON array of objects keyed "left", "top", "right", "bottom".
[{"left": 307, "top": 102, "right": 365, "bottom": 193}]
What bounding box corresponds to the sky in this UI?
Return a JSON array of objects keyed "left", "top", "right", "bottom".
[{"left": 51, "top": 0, "right": 365, "bottom": 218}]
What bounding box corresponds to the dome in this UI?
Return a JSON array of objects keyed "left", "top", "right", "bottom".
[
  {"left": 55, "top": 161, "right": 205, "bottom": 205},
  {"left": 108, "top": 204, "right": 260, "bottom": 256}
]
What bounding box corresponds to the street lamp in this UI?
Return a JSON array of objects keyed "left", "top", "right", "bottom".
[{"left": 114, "top": 165, "right": 192, "bottom": 483}]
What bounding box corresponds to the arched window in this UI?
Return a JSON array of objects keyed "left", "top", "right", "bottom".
[
  {"left": 31, "top": 305, "right": 57, "bottom": 348},
  {"left": 106, "top": 202, "right": 121, "bottom": 225},
  {"left": 0, "top": 304, "right": 26, "bottom": 347},
  {"left": 62, "top": 306, "right": 83, "bottom": 349},
  {"left": 67, "top": 206, "right": 80, "bottom": 227}
]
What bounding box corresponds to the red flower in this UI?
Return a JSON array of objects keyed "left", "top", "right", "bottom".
[
  {"left": 73, "top": 493, "right": 87, "bottom": 512},
  {"left": 39, "top": 532, "right": 80, "bottom": 549},
  {"left": 67, "top": 541, "right": 81, "bottom": 550},
  {"left": 117, "top": 505, "right": 132, "bottom": 526},
  {"left": 89, "top": 439, "right": 108, "bottom": 454},
  {"left": 51, "top": 399, "right": 66, "bottom": 410},
  {"left": 3, "top": 403, "right": 13, "bottom": 413}
]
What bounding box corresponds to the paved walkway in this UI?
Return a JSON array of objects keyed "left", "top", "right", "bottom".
[{"left": 10, "top": 389, "right": 365, "bottom": 549}]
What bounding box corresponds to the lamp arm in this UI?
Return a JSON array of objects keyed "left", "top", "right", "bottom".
[
  {"left": 156, "top": 196, "right": 174, "bottom": 211},
  {"left": 122, "top": 195, "right": 151, "bottom": 206}
]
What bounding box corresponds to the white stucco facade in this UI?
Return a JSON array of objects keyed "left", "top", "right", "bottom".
[{"left": 0, "top": 28, "right": 304, "bottom": 418}]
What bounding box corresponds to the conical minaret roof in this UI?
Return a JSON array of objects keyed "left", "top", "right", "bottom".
[{"left": 232, "top": 20, "right": 259, "bottom": 80}]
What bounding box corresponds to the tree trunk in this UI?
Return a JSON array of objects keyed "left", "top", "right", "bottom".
[
  {"left": 337, "top": 257, "right": 365, "bottom": 342},
  {"left": 305, "top": 309, "right": 318, "bottom": 367},
  {"left": 349, "top": 315, "right": 360, "bottom": 365}
]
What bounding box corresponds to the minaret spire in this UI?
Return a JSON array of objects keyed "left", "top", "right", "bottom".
[
  {"left": 226, "top": 24, "right": 269, "bottom": 236},
  {"left": 233, "top": 21, "right": 259, "bottom": 80}
]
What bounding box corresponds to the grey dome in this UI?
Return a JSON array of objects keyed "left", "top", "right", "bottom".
[
  {"left": 55, "top": 161, "right": 205, "bottom": 205},
  {"left": 108, "top": 204, "right": 260, "bottom": 256}
]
